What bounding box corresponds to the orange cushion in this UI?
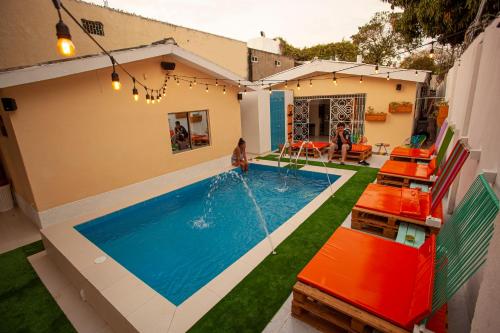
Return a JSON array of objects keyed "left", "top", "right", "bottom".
[
  {"left": 291, "top": 141, "right": 329, "bottom": 149},
  {"left": 380, "top": 160, "right": 436, "bottom": 179},
  {"left": 351, "top": 143, "right": 372, "bottom": 152},
  {"left": 391, "top": 146, "right": 435, "bottom": 159},
  {"left": 298, "top": 227, "right": 435, "bottom": 330},
  {"left": 355, "top": 183, "right": 442, "bottom": 221}
]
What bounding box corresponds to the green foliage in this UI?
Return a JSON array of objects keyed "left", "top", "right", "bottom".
[
  {"left": 400, "top": 51, "right": 437, "bottom": 72},
  {"left": 277, "top": 38, "right": 358, "bottom": 62},
  {"left": 351, "top": 11, "right": 420, "bottom": 65},
  {"left": 189, "top": 158, "right": 379, "bottom": 333},
  {"left": 0, "top": 241, "right": 75, "bottom": 333},
  {"left": 384, "top": 0, "right": 500, "bottom": 45}
]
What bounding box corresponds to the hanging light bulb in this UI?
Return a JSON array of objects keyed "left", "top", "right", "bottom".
[
  {"left": 205, "top": 84, "right": 209, "bottom": 93},
  {"left": 52, "top": 1, "right": 75, "bottom": 57},
  {"left": 359, "top": 76, "right": 363, "bottom": 84},
  {"left": 284, "top": 80, "right": 288, "bottom": 89},
  {"left": 151, "top": 91, "right": 155, "bottom": 104},
  {"left": 244, "top": 86, "right": 247, "bottom": 95},
  {"left": 333, "top": 72, "right": 337, "bottom": 86},
  {"left": 386, "top": 72, "right": 390, "bottom": 80},
  {"left": 238, "top": 80, "right": 241, "bottom": 88},
  {"left": 157, "top": 91, "right": 161, "bottom": 103},
  {"left": 110, "top": 58, "right": 121, "bottom": 91},
  {"left": 132, "top": 78, "right": 139, "bottom": 101},
  {"left": 297, "top": 80, "right": 301, "bottom": 90},
  {"left": 375, "top": 64, "right": 379, "bottom": 74},
  {"left": 193, "top": 78, "right": 197, "bottom": 86},
  {"left": 223, "top": 85, "right": 227, "bottom": 94},
  {"left": 145, "top": 87, "right": 150, "bottom": 104},
  {"left": 163, "top": 87, "right": 166, "bottom": 96},
  {"left": 215, "top": 79, "right": 218, "bottom": 87},
  {"left": 309, "top": 79, "right": 312, "bottom": 87},
  {"left": 415, "top": 70, "right": 418, "bottom": 76},
  {"left": 189, "top": 81, "right": 193, "bottom": 89},
  {"left": 269, "top": 84, "right": 272, "bottom": 94},
  {"left": 176, "top": 78, "right": 180, "bottom": 86},
  {"left": 429, "top": 42, "right": 435, "bottom": 59}
]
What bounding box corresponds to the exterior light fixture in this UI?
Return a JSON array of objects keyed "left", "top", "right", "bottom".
[
  {"left": 215, "top": 79, "right": 218, "bottom": 87},
  {"left": 110, "top": 57, "right": 121, "bottom": 91},
  {"left": 238, "top": 80, "right": 241, "bottom": 88},
  {"left": 429, "top": 42, "right": 435, "bottom": 59},
  {"left": 132, "top": 78, "right": 138, "bottom": 101},
  {"left": 297, "top": 80, "right": 301, "bottom": 90},
  {"left": 189, "top": 82, "right": 193, "bottom": 89},
  {"left": 205, "top": 84, "right": 209, "bottom": 93},
  {"left": 52, "top": 0, "right": 75, "bottom": 56},
  {"left": 157, "top": 90, "right": 161, "bottom": 102},
  {"left": 269, "top": 84, "right": 272, "bottom": 94},
  {"left": 193, "top": 78, "right": 197, "bottom": 85},
  {"left": 244, "top": 86, "right": 247, "bottom": 95},
  {"left": 145, "top": 87, "right": 150, "bottom": 104},
  {"left": 386, "top": 73, "right": 390, "bottom": 80},
  {"left": 309, "top": 79, "right": 312, "bottom": 87},
  {"left": 359, "top": 76, "right": 363, "bottom": 84},
  {"left": 375, "top": 64, "right": 379, "bottom": 74},
  {"left": 223, "top": 86, "right": 226, "bottom": 94},
  {"left": 333, "top": 72, "right": 337, "bottom": 85}
]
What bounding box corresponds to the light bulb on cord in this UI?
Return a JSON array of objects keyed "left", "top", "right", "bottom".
[
  {"left": 359, "top": 76, "right": 363, "bottom": 84},
  {"left": 145, "top": 87, "right": 150, "bottom": 104},
  {"left": 132, "top": 79, "right": 138, "bottom": 101},
  {"left": 223, "top": 86, "right": 226, "bottom": 95},
  {"left": 375, "top": 64, "right": 379, "bottom": 74},
  {"left": 205, "top": 85, "right": 209, "bottom": 93},
  {"left": 386, "top": 73, "right": 390, "bottom": 80},
  {"left": 297, "top": 80, "right": 300, "bottom": 91},
  {"left": 52, "top": 0, "right": 75, "bottom": 57},
  {"left": 284, "top": 80, "right": 288, "bottom": 89},
  {"left": 333, "top": 72, "right": 337, "bottom": 86}
]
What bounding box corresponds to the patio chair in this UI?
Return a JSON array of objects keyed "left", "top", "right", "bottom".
[
  {"left": 377, "top": 139, "right": 469, "bottom": 188},
  {"left": 351, "top": 142, "right": 468, "bottom": 238},
  {"left": 292, "top": 174, "right": 499, "bottom": 333},
  {"left": 390, "top": 120, "right": 452, "bottom": 163}
]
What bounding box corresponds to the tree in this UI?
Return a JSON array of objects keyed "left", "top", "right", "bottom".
[
  {"left": 351, "top": 11, "right": 419, "bottom": 66},
  {"left": 277, "top": 38, "right": 358, "bottom": 62},
  {"left": 383, "top": 0, "right": 500, "bottom": 45},
  {"left": 400, "top": 51, "right": 437, "bottom": 72}
]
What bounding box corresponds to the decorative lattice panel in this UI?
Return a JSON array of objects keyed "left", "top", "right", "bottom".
[{"left": 293, "top": 99, "right": 309, "bottom": 141}]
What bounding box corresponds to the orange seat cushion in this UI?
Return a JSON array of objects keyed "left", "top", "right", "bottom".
[
  {"left": 298, "top": 227, "right": 435, "bottom": 330},
  {"left": 380, "top": 160, "right": 436, "bottom": 179},
  {"left": 291, "top": 141, "right": 329, "bottom": 149},
  {"left": 355, "top": 183, "right": 443, "bottom": 221},
  {"left": 391, "top": 145, "right": 435, "bottom": 159},
  {"left": 351, "top": 143, "right": 372, "bottom": 152}
]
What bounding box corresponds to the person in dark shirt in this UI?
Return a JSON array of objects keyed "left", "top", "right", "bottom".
[
  {"left": 174, "top": 121, "right": 190, "bottom": 149},
  {"left": 328, "top": 122, "right": 351, "bottom": 165}
]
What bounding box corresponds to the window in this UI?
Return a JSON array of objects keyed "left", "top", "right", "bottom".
[
  {"left": 0, "top": 116, "right": 7, "bottom": 137},
  {"left": 168, "top": 110, "right": 210, "bottom": 153},
  {"left": 251, "top": 55, "right": 259, "bottom": 63},
  {"left": 275, "top": 60, "right": 281, "bottom": 67},
  {"left": 81, "top": 19, "right": 105, "bottom": 36}
]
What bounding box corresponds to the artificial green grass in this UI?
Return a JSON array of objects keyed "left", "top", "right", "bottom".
[
  {"left": 189, "top": 155, "right": 378, "bottom": 333},
  {"left": 0, "top": 241, "right": 75, "bottom": 333}
]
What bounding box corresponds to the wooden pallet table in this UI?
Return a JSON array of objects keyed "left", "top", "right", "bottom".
[
  {"left": 331, "top": 149, "right": 372, "bottom": 162},
  {"left": 376, "top": 172, "right": 434, "bottom": 188},
  {"left": 292, "top": 281, "right": 410, "bottom": 333},
  {"left": 351, "top": 207, "right": 439, "bottom": 239}
]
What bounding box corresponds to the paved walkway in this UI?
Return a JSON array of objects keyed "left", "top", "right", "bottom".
[{"left": 0, "top": 206, "right": 40, "bottom": 254}]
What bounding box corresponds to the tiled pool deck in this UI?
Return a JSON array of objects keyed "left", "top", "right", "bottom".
[{"left": 38, "top": 158, "right": 355, "bottom": 333}]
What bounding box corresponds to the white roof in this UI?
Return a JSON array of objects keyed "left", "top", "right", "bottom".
[
  {"left": 0, "top": 41, "right": 254, "bottom": 89},
  {"left": 262, "top": 59, "right": 430, "bottom": 85}
]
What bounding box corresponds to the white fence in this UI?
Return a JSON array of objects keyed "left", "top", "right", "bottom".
[{"left": 445, "top": 16, "right": 500, "bottom": 332}]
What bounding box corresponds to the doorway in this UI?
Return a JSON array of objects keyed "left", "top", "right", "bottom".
[{"left": 308, "top": 99, "right": 330, "bottom": 142}]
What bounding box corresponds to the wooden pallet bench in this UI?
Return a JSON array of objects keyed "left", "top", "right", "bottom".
[
  {"left": 376, "top": 172, "right": 435, "bottom": 188},
  {"left": 331, "top": 149, "right": 372, "bottom": 162},
  {"left": 292, "top": 281, "right": 410, "bottom": 333},
  {"left": 389, "top": 155, "right": 433, "bottom": 163},
  {"left": 351, "top": 207, "right": 439, "bottom": 239},
  {"left": 395, "top": 222, "right": 426, "bottom": 248}
]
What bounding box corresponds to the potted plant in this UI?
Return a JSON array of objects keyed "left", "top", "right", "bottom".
[
  {"left": 365, "top": 106, "right": 387, "bottom": 121},
  {"left": 389, "top": 101, "right": 413, "bottom": 113},
  {"left": 436, "top": 101, "right": 449, "bottom": 127},
  {"left": 0, "top": 163, "right": 14, "bottom": 212}
]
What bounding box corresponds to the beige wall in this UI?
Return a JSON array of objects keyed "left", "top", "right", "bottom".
[
  {"left": 0, "top": 0, "right": 248, "bottom": 78},
  {"left": 273, "top": 74, "right": 417, "bottom": 148},
  {"left": 1, "top": 57, "right": 241, "bottom": 211},
  {"left": 0, "top": 111, "right": 36, "bottom": 207}
]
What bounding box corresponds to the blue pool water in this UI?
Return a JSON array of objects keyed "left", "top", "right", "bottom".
[{"left": 75, "top": 164, "right": 336, "bottom": 305}]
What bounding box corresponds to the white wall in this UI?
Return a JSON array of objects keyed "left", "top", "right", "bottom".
[
  {"left": 240, "top": 90, "right": 271, "bottom": 154},
  {"left": 445, "top": 17, "right": 500, "bottom": 332},
  {"left": 247, "top": 37, "right": 281, "bottom": 54}
]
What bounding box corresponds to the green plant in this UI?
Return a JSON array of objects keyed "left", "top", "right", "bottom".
[{"left": 366, "top": 106, "right": 386, "bottom": 115}]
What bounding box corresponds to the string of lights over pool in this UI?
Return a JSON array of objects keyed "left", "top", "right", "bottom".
[{"left": 52, "top": 0, "right": 460, "bottom": 103}]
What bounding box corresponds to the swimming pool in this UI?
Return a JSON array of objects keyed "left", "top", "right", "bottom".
[{"left": 75, "top": 164, "right": 335, "bottom": 305}]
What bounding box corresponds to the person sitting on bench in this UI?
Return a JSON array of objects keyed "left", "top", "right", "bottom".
[{"left": 328, "top": 122, "right": 351, "bottom": 165}]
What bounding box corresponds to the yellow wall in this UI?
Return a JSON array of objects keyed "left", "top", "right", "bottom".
[
  {"left": 274, "top": 73, "right": 417, "bottom": 148},
  {"left": 1, "top": 57, "right": 241, "bottom": 211},
  {"left": 0, "top": 0, "right": 248, "bottom": 78}
]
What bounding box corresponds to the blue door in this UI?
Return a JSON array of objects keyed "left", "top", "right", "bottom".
[{"left": 270, "top": 91, "right": 285, "bottom": 151}]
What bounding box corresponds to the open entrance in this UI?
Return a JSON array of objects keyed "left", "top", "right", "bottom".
[{"left": 308, "top": 99, "right": 330, "bottom": 142}]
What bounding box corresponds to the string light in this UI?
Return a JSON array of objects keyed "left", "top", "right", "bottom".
[
  {"left": 333, "top": 72, "right": 337, "bottom": 85},
  {"left": 52, "top": 0, "right": 75, "bottom": 56},
  {"left": 269, "top": 84, "right": 272, "bottom": 94},
  {"left": 429, "top": 42, "right": 435, "bottom": 59},
  {"left": 189, "top": 81, "right": 193, "bottom": 89},
  {"left": 223, "top": 85, "right": 226, "bottom": 94},
  {"left": 205, "top": 84, "right": 209, "bottom": 93},
  {"left": 215, "top": 79, "right": 218, "bottom": 87},
  {"left": 284, "top": 80, "right": 288, "bottom": 89},
  {"left": 132, "top": 78, "right": 139, "bottom": 101},
  {"left": 163, "top": 87, "right": 166, "bottom": 96},
  {"left": 151, "top": 91, "right": 155, "bottom": 104},
  {"left": 309, "top": 79, "right": 312, "bottom": 87},
  {"left": 176, "top": 78, "right": 180, "bottom": 86},
  {"left": 157, "top": 90, "right": 161, "bottom": 103},
  {"left": 145, "top": 87, "right": 150, "bottom": 104},
  {"left": 244, "top": 86, "right": 247, "bottom": 95},
  {"left": 386, "top": 72, "right": 390, "bottom": 80},
  {"left": 110, "top": 57, "right": 121, "bottom": 91},
  {"left": 415, "top": 70, "right": 418, "bottom": 76},
  {"left": 238, "top": 80, "right": 241, "bottom": 88},
  {"left": 359, "top": 76, "right": 363, "bottom": 84},
  {"left": 297, "top": 80, "right": 301, "bottom": 90},
  {"left": 375, "top": 64, "right": 379, "bottom": 74},
  {"left": 193, "top": 77, "right": 197, "bottom": 85}
]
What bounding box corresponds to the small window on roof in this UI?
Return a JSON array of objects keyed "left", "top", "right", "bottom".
[
  {"left": 275, "top": 60, "right": 281, "bottom": 67},
  {"left": 81, "top": 19, "right": 105, "bottom": 36},
  {"left": 251, "top": 55, "right": 259, "bottom": 63}
]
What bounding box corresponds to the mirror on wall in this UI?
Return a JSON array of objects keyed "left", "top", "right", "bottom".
[{"left": 168, "top": 110, "right": 210, "bottom": 153}]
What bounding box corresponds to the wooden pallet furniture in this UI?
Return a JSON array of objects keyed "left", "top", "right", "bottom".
[
  {"left": 395, "top": 222, "right": 426, "bottom": 248},
  {"left": 331, "top": 144, "right": 372, "bottom": 161},
  {"left": 378, "top": 139, "right": 468, "bottom": 189},
  {"left": 294, "top": 176, "right": 498, "bottom": 333}
]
